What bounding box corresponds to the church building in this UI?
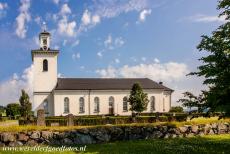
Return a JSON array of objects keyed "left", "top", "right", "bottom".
[{"left": 32, "top": 30, "right": 173, "bottom": 116}]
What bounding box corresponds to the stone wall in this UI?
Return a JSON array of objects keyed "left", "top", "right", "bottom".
[{"left": 0, "top": 122, "right": 229, "bottom": 147}]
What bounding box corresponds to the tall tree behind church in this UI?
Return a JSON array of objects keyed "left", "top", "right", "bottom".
[{"left": 189, "top": 0, "right": 230, "bottom": 114}]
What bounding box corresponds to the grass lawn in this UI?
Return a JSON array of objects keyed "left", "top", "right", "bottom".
[{"left": 0, "top": 134, "right": 230, "bottom": 154}]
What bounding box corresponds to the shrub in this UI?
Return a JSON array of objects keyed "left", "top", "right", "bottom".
[{"left": 169, "top": 106, "right": 184, "bottom": 112}]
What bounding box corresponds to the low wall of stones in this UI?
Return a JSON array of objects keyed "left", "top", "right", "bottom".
[{"left": 0, "top": 122, "right": 229, "bottom": 147}]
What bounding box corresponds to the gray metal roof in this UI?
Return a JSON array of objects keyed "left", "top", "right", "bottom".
[{"left": 55, "top": 78, "right": 173, "bottom": 91}]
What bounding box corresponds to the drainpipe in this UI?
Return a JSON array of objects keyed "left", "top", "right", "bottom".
[{"left": 88, "top": 89, "right": 91, "bottom": 115}]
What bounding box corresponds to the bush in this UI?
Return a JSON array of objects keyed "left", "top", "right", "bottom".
[{"left": 169, "top": 106, "right": 184, "bottom": 112}]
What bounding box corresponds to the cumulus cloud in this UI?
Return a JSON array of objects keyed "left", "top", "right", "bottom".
[
  {"left": 58, "top": 16, "right": 77, "bottom": 37},
  {"left": 96, "top": 62, "right": 188, "bottom": 82},
  {"left": 95, "top": 61, "right": 200, "bottom": 105},
  {"left": 0, "top": 65, "right": 33, "bottom": 106},
  {"left": 82, "top": 10, "right": 91, "bottom": 25},
  {"left": 15, "top": 0, "right": 31, "bottom": 38},
  {"left": 104, "top": 34, "right": 125, "bottom": 50},
  {"left": 57, "top": 4, "right": 77, "bottom": 37},
  {"left": 139, "top": 9, "right": 152, "bottom": 22},
  {"left": 60, "top": 3, "right": 71, "bottom": 15}
]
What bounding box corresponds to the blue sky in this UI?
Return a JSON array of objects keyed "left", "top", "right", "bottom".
[{"left": 0, "top": 0, "right": 226, "bottom": 106}]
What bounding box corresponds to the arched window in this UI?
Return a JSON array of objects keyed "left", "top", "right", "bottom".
[
  {"left": 123, "top": 97, "right": 128, "bottom": 112},
  {"left": 79, "top": 97, "right": 85, "bottom": 113},
  {"left": 109, "top": 96, "right": 114, "bottom": 114},
  {"left": 150, "top": 96, "right": 155, "bottom": 112},
  {"left": 43, "top": 59, "right": 48, "bottom": 71},
  {"left": 43, "top": 100, "right": 48, "bottom": 113},
  {"left": 94, "top": 97, "right": 100, "bottom": 113},
  {"left": 64, "top": 97, "right": 69, "bottom": 113}
]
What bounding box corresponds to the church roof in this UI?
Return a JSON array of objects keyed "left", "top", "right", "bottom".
[{"left": 55, "top": 78, "right": 173, "bottom": 91}]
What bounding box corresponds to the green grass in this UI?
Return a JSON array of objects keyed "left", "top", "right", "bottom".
[
  {"left": 0, "top": 134, "right": 230, "bottom": 154},
  {"left": 0, "top": 117, "right": 229, "bottom": 132}
]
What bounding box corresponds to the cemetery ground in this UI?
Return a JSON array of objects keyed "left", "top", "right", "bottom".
[
  {"left": 0, "top": 117, "right": 229, "bottom": 154},
  {"left": 0, "top": 134, "right": 229, "bottom": 154}
]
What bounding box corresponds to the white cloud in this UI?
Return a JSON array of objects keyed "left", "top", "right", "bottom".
[
  {"left": 97, "top": 51, "right": 103, "bottom": 58},
  {"left": 57, "top": 4, "right": 77, "bottom": 37},
  {"left": 0, "top": 65, "right": 33, "bottom": 106},
  {"left": 60, "top": 3, "right": 71, "bottom": 15},
  {"left": 104, "top": 34, "right": 125, "bottom": 50},
  {"left": 154, "top": 58, "right": 160, "bottom": 63},
  {"left": 94, "top": 0, "right": 149, "bottom": 19},
  {"left": 139, "top": 9, "right": 152, "bottom": 22},
  {"left": 104, "top": 34, "right": 113, "bottom": 47},
  {"left": 72, "top": 52, "right": 80, "bottom": 60},
  {"left": 15, "top": 0, "right": 31, "bottom": 38},
  {"left": 57, "top": 16, "right": 77, "bottom": 37},
  {"left": 96, "top": 62, "right": 188, "bottom": 82},
  {"left": 0, "top": 2, "right": 7, "bottom": 10},
  {"left": 34, "top": 16, "right": 41, "bottom": 25},
  {"left": 115, "top": 58, "right": 120, "bottom": 64},
  {"left": 72, "top": 40, "right": 80, "bottom": 47},
  {"left": 185, "top": 14, "right": 227, "bottom": 23},
  {"left": 92, "top": 15, "right": 101, "bottom": 24},
  {"left": 114, "top": 37, "right": 125, "bottom": 47},
  {"left": 141, "top": 57, "right": 146, "bottom": 62},
  {"left": 96, "top": 61, "right": 207, "bottom": 105},
  {"left": 63, "top": 39, "right": 67, "bottom": 46},
  {"left": 82, "top": 10, "right": 91, "bottom": 25},
  {"left": 52, "top": 0, "right": 59, "bottom": 5}
]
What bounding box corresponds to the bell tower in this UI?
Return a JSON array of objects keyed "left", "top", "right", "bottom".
[{"left": 31, "top": 26, "right": 59, "bottom": 116}]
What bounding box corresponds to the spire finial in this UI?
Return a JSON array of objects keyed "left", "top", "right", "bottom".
[{"left": 42, "top": 22, "right": 47, "bottom": 32}]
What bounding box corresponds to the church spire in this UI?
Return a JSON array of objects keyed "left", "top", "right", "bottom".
[{"left": 39, "top": 23, "right": 50, "bottom": 51}]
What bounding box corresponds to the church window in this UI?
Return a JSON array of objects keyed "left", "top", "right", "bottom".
[
  {"left": 150, "top": 96, "right": 155, "bottom": 112},
  {"left": 79, "top": 97, "right": 85, "bottom": 113},
  {"left": 64, "top": 97, "right": 70, "bottom": 113},
  {"left": 123, "top": 97, "right": 128, "bottom": 112},
  {"left": 43, "top": 100, "right": 48, "bottom": 114},
  {"left": 43, "top": 59, "right": 48, "bottom": 71},
  {"left": 94, "top": 97, "right": 100, "bottom": 113}
]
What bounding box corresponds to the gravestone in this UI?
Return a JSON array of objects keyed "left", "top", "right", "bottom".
[
  {"left": 37, "top": 109, "right": 46, "bottom": 126},
  {"left": 66, "top": 114, "right": 74, "bottom": 126}
]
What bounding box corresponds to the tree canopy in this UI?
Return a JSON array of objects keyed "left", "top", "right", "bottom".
[
  {"left": 128, "top": 83, "right": 149, "bottom": 115},
  {"left": 189, "top": 0, "right": 230, "bottom": 114},
  {"left": 19, "top": 89, "right": 32, "bottom": 119}
]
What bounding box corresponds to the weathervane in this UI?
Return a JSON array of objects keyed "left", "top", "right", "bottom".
[{"left": 42, "top": 22, "right": 47, "bottom": 32}]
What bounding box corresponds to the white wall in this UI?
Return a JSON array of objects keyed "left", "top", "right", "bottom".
[
  {"left": 33, "top": 53, "right": 58, "bottom": 92},
  {"left": 33, "top": 92, "right": 54, "bottom": 116},
  {"left": 52, "top": 89, "right": 172, "bottom": 116}
]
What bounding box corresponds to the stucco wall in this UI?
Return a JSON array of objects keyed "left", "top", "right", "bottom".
[
  {"left": 33, "top": 53, "right": 58, "bottom": 92},
  {"left": 52, "top": 89, "right": 171, "bottom": 116}
]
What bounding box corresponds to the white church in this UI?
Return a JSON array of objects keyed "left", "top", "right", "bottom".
[{"left": 32, "top": 30, "right": 173, "bottom": 116}]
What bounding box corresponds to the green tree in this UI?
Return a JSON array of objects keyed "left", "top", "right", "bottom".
[
  {"left": 177, "top": 92, "right": 206, "bottom": 113},
  {"left": 6, "top": 103, "right": 20, "bottom": 118},
  {"left": 128, "top": 83, "right": 149, "bottom": 116},
  {"left": 169, "top": 106, "right": 184, "bottom": 113},
  {"left": 19, "top": 89, "right": 32, "bottom": 120},
  {"left": 189, "top": 0, "right": 230, "bottom": 115}
]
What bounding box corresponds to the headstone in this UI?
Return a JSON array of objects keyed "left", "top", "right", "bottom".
[
  {"left": 37, "top": 109, "right": 45, "bottom": 126},
  {"left": 66, "top": 114, "right": 74, "bottom": 126},
  {"left": 51, "top": 123, "right": 59, "bottom": 127}
]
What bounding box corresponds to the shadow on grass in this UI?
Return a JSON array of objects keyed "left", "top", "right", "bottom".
[{"left": 80, "top": 134, "right": 230, "bottom": 154}]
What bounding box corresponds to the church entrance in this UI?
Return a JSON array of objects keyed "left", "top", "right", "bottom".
[{"left": 109, "top": 97, "right": 114, "bottom": 115}]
